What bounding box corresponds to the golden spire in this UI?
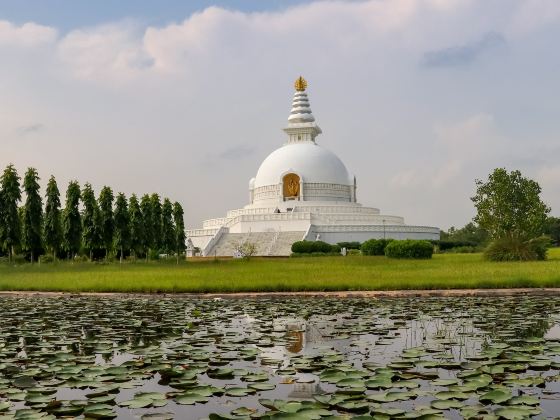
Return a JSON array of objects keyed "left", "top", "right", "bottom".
[{"left": 294, "top": 76, "right": 307, "bottom": 92}]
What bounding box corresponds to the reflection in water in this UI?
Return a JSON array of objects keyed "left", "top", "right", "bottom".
[
  {"left": 288, "top": 382, "right": 327, "bottom": 399},
  {"left": 285, "top": 329, "right": 304, "bottom": 353}
]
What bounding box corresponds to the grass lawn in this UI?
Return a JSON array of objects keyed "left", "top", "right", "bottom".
[{"left": 0, "top": 248, "right": 560, "bottom": 293}]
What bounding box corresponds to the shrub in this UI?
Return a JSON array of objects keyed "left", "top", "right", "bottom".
[
  {"left": 39, "top": 254, "right": 54, "bottom": 263},
  {"left": 292, "top": 241, "right": 312, "bottom": 254},
  {"left": 234, "top": 241, "right": 257, "bottom": 259},
  {"left": 313, "top": 241, "right": 333, "bottom": 253},
  {"left": 290, "top": 252, "right": 341, "bottom": 258},
  {"left": 446, "top": 246, "right": 477, "bottom": 254},
  {"left": 149, "top": 249, "right": 161, "bottom": 260},
  {"left": 347, "top": 249, "right": 361, "bottom": 256},
  {"left": 484, "top": 236, "right": 551, "bottom": 261},
  {"left": 361, "top": 239, "right": 394, "bottom": 256},
  {"left": 385, "top": 240, "right": 433, "bottom": 259},
  {"left": 337, "top": 241, "right": 361, "bottom": 250},
  {"left": 291, "top": 241, "right": 339, "bottom": 254},
  {"left": 434, "top": 240, "right": 478, "bottom": 251},
  {"left": 74, "top": 255, "right": 89, "bottom": 263},
  {"left": 12, "top": 255, "right": 27, "bottom": 264}
]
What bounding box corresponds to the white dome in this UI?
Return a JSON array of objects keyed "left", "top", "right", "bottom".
[{"left": 254, "top": 142, "right": 351, "bottom": 188}]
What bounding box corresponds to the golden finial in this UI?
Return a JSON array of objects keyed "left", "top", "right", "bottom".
[{"left": 294, "top": 76, "right": 307, "bottom": 92}]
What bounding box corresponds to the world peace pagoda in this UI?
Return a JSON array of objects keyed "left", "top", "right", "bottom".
[{"left": 187, "top": 78, "right": 439, "bottom": 256}]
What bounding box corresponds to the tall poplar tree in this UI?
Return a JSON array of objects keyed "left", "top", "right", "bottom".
[
  {"left": 62, "top": 181, "right": 82, "bottom": 259},
  {"left": 113, "top": 193, "right": 130, "bottom": 263},
  {"left": 98, "top": 186, "right": 114, "bottom": 259},
  {"left": 161, "top": 198, "right": 175, "bottom": 254},
  {"left": 82, "top": 183, "right": 102, "bottom": 261},
  {"left": 0, "top": 164, "right": 21, "bottom": 262},
  {"left": 44, "top": 176, "right": 62, "bottom": 260},
  {"left": 150, "top": 194, "right": 162, "bottom": 251},
  {"left": 140, "top": 194, "right": 153, "bottom": 260},
  {"left": 22, "top": 168, "right": 43, "bottom": 262},
  {"left": 128, "top": 194, "right": 145, "bottom": 259},
  {"left": 173, "top": 202, "right": 186, "bottom": 263}
]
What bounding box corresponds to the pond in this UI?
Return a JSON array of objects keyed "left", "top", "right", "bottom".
[{"left": 0, "top": 295, "right": 559, "bottom": 419}]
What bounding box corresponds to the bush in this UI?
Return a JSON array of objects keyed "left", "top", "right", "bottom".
[
  {"left": 446, "top": 246, "right": 477, "bottom": 254},
  {"left": 385, "top": 240, "right": 433, "bottom": 259},
  {"left": 12, "top": 255, "right": 27, "bottom": 264},
  {"left": 292, "top": 241, "right": 312, "bottom": 253},
  {"left": 149, "top": 249, "right": 160, "bottom": 260},
  {"left": 484, "top": 236, "right": 551, "bottom": 261},
  {"left": 290, "top": 252, "right": 341, "bottom": 258},
  {"left": 39, "top": 254, "right": 54, "bottom": 264},
  {"left": 291, "top": 241, "right": 339, "bottom": 254},
  {"left": 337, "top": 241, "right": 361, "bottom": 250},
  {"left": 74, "top": 255, "right": 89, "bottom": 263},
  {"left": 361, "top": 239, "right": 394, "bottom": 256},
  {"left": 433, "top": 240, "right": 478, "bottom": 252},
  {"left": 330, "top": 244, "right": 342, "bottom": 254}
]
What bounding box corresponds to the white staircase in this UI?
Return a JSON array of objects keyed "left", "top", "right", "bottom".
[
  {"left": 207, "top": 231, "right": 305, "bottom": 257},
  {"left": 268, "top": 231, "right": 307, "bottom": 256}
]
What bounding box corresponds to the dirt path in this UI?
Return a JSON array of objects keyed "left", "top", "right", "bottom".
[{"left": 0, "top": 288, "right": 560, "bottom": 298}]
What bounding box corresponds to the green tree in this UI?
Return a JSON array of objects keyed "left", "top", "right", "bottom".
[
  {"left": 473, "top": 168, "right": 550, "bottom": 240},
  {"left": 472, "top": 168, "right": 550, "bottom": 260},
  {"left": 43, "top": 176, "right": 62, "bottom": 260},
  {"left": 128, "top": 194, "right": 145, "bottom": 259},
  {"left": 150, "top": 194, "right": 162, "bottom": 250},
  {"left": 81, "top": 183, "right": 102, "bottom": 261},
  {"left": 98, "top": 186, "right": 114, "bottom": 259},
  {"left": 173, "top": 201, "right": 186, "bottom": 263},
  {"left": 161, "top": 198, "right": 175, "bottom": 254},
  {"left": 22, "top": 168, "right": 43, "bottom": 262},
  {"left": 440, "top": 222, "right": 488, "bottom": 245},
  {"left": 62, "top": 181, "right": 82, "bottom": 259},
  {"left": 113, "top": 193, "right": 130, "bottom": 263},
  {"left": 544, "top": 216, "right": 560, "bottom": 245},
  {"left": 0, "top": 164, "right": 22, "bottom": 262},
  {"left": 140, "top": 194, "right": 154, "bottom": 260}
]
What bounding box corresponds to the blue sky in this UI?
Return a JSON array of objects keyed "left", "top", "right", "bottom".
[
  {"left": 0, "top": 0, "right": 307, "bottom": 30},
  {"left": 1, "top": 0, "right": 560, "bottom": 230}
]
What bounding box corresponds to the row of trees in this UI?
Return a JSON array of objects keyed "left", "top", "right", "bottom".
[{"left": 0, "top": 164, "right": 186, "bottom": 263}]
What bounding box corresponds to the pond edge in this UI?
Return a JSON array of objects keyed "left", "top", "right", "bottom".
[{"left": 1, "top": 288, "right": 560, "bottom": 298}]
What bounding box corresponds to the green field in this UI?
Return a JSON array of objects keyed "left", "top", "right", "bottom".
[{"left": 0, "top": 248, "right": 560, "bottom": 293}]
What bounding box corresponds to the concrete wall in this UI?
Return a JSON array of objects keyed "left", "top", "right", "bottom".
[{"left": 304, "top": 225, "right": 440, "bottom": 243}]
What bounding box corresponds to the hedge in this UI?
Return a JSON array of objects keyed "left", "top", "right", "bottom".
[
  {"left": 361, "top": 239, "right": 394, "bottom": 256},
  {"left": 385, "top": 240, "right": 433, "bottom": 259},
  {"left": 337, "top": 241, "right": 361, "bottom": 250},
  {"left": 432, "top": 240, "right": 478, "bottom": 251},
  {"left": 291, "top": 241, "right": 339, "bottom": 254}
]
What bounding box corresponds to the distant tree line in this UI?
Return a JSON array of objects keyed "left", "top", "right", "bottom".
[
  {"left": 0, "top": 164, "right": 186, "bottom": 263},
  {"left": 441, "top": 217, "right": 560, "bottom": 248}
]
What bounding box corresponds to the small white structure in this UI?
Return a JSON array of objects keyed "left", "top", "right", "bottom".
[{"left": 187, "top": 77, "right": 439, "bottom": 256}]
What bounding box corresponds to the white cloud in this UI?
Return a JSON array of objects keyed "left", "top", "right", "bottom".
[
  {"left": 57, "top": 22, "right": 153, "bottom": 81},
  {"left": 0, "top": 20, "right": 57, "bottom": 47},
  {"left": 1, "top": 0, "right": 560, "bottom": 231}
]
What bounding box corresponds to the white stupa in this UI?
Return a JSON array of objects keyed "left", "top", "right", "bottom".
[{"left": 187, "top": 77, "right": 439, "bottom": 256}]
